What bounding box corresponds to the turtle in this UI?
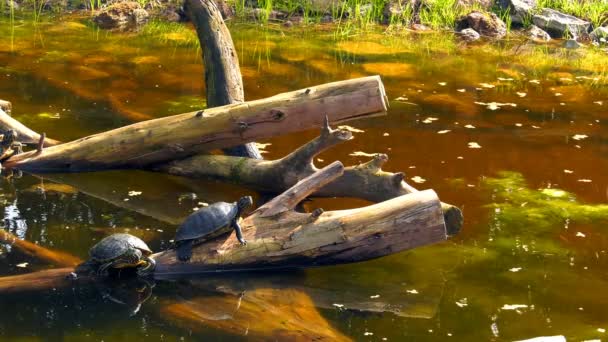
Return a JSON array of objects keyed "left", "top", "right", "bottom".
[
  {"left": 0, "top": 129, "right": 22, "bottom": 158},
  {"left": 85, "top": 233, "right": 156, "bottom": 277},
  {"left": 174, "top": 196, "right": 253, "bottom": 262}
]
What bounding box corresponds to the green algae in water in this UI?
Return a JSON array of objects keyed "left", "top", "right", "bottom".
[{"left": 483, "top": 171, "right": 608, "bottom": 234}]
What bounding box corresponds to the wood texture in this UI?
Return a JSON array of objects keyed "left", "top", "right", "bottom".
[
  {"left": 184, "top": 0, "right": 261, "bottom": 158},
  {"left": 2, "top": 76, "right": 387, "bottom": 172}
]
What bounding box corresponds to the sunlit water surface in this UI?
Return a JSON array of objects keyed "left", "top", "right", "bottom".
[{"left": 0, "top": 15, "right": 608, "bottom": 341}]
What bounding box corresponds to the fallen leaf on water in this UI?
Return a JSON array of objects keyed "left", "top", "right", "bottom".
[
  {"left": 457, "top": 89, "right": 466, "bottom": 93},
  {"left": 332, "top": 303, "right": 344, "bottom": 308},
  {"left": 438, "top": 82, "right": 447, "bottom": 86},
  {"left": 455, "top": 298, "right": 468, "bottom": 307},
  {"left": 479, "top": 83, "right": 495, "bottom": 88},
  {"left": 437, "top": 130, "right": 451, "bottom": 134},
  {"left": 350, "top": 151, "right": 377, "bottom": 157},
  {"left": 576, "top": 232, "right": 586, "bottom": 237},
  {"left": 370, "top": 294, "right": 380, "bottom": 299},
  {"left": 383, "top": 132, "right": 390, "bottom": 136},
  {"left": 578, "top": 179, "right": 592, "bottom": 183},
  {"left": 16, "top": 262, "right": 28, "bottom": 268},
  {"left": 128, "top": 191, "right": 142, "bottom": 197},
  {"left": 422, "top": 117, "right": 439, "bottom": 124},
  {"left": 572, "top": 134, "right": 588, "bottom": 140},
  {"left": 516, "top": 92, "right": 527, "bottom": 97},
  {"left": 338, "top": 125, "right": 365, "bottom": 133},
  {"left": 555, "top": 93, "right": 563, "bottom": 97},
  {"left": 515, "top": 123, "right": 523, "bottom": 127},
  {"left": 464, "top": 124, "right": 476, "bottom": 129},
  {"left": 364, "top": 332, "right": 374, "bottom": 336},
  {"left": 411, "top": 176, "right": 426, "bottom": 183},
  {"left": 316, "top": 158, "right": 324, "bottom": 162},
  {"left": 509, "top": 267, "right": 522, "bottom": 272},
  {"left": 474, "top": 101, "right": 517, "bottom": 110},
  {"left": 563, "top": 169, "right": 573, "bottom": 174},
  {"left": 406, "top": 289, "right": 419, "bottom": 294},
  {"left": 468, "top": 142, "right": 482, "bottom": 149},
  {"left": 501, "top": 304, "right": 528, "bottom": 310}
]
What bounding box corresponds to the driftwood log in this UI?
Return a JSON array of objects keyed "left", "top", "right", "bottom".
[
  {"left": 152, "top": 161, "right": 447, "bottom": 275},
  {"left": 1, "top": 76, "right": 387, "bottom": 172},
  {"left": 158, "top": 117, "right": 463, "bottom": 234}
]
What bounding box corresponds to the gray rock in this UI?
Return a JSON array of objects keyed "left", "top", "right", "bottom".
[
  {"left": 456, "top": 11, "right": 507, "bottom": 39},
  {"left": 459, "top": 28, "right": 481, "bottom": 41},
  {"left": 498, "top": 0, "right": 536, "bottom": 25},
  {"left": 532, "top": 8, "right": 590, "bottom": 39},
  {"left": 590, "top": 27, "right": 608, "bottom": 43},
  {"left": 93, "top": 2, "right": 149, "bottom": 31},
  {"left": 527, "top": 24, "right": 551, "bottom": 41},
  {"left": 457, "top": 0, "right": 493, "bottom": 10},
  {"left": 563, "top": 39, "right": 582, "bottom": 49}
]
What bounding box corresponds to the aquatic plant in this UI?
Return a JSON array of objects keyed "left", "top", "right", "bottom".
[{"left": 482, "top": 171, "right": 608, "bottom": 234}]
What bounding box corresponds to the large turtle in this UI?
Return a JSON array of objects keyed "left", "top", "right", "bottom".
[
  {"left": 85, "top": 233, "right": 156, "bottom": 277},
  {"left": 175, "top": 196, "right": 253, "bottom": 262}
]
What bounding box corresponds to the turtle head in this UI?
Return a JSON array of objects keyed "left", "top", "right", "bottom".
[{"left": 237, "top": 196, "right": 253, "bottom": 212}]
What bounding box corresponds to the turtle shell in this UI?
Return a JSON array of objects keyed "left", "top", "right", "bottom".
[
  {"left": 89, "top": 233, "right": 152, "bottom": 263},
  {"left": 175, "top": 202, "right": 238, "bottom": 242}
]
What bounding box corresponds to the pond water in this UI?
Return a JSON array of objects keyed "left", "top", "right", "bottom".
[{"left": 1, "top": 15, "right": 608, "bottom": 341}]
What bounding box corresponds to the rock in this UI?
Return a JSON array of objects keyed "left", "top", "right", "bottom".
[
  {"left": 563, "top": 39, "right": 582, "bottom": 49},
  {"left": 411, "top": 23, "right": 430, "bottom": 31},
  {"left": 459, "top": 28, "right": 480, "bottom": 41},
  {"left": 157, "top": 6, "right": 182, "bottom": 22},
  {"left": 215, "top": 0, "right": 234, "bottom": 20},
  {"left": 382, "top": 0, "right": 422, "bottom": 24},
  {"left": 590, "top": 27, "right": 608, "bottom": 44},
  {"left": 456, "top": 11, "right": 507, "bottom": 38},
  {"left": 320, "top": 14, "right": 333, "bottom": 23},
  {"left": 532, "top": 8, "right": 590, "bottom": 39},
  {"left": 498, "top": 0, "right": 536, "bottom": 25},
  {"left": 93, "top": 2, "right": 149, "bottom": 31},
  {"left": 527, "top": 24, "right": 550, "bottom": 41}
]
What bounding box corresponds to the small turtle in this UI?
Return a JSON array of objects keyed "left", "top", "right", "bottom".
[
  {"left": 85, "top": 233, "right": 156, "bottom": 277},
  {"left": 175, "top": 196, "right": 253, "bottom": 262},
  {"left": 0, "top": 129, "right": 22, "bottom": 158}
]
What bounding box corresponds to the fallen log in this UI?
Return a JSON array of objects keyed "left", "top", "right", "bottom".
[
  {"left": 158, "top": 118, "right": 463, "bottom": 234},
  {"left": 0, "top": 107, "right": 60, "bottom": 147},
  {"left": 153, "top": 161, "right": 447, "bottom": 275},
  {"left": 0, "top": 110, "right": 462, "bottom": 234},
  {"left": 2, "top": 76, "right": 387, "bottom": 172}
]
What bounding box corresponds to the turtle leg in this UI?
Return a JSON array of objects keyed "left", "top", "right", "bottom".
[
  {"left": 232, "top": 219, "right": 247, "bottom": 245},
  {"left": 177, "top": 240, "right": 194, "bottom": 262},
  {"left": 137, "top": 256, "right": 156, "bottom": 277}
]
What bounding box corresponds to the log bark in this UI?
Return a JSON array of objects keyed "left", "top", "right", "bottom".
[
  {"left": 152, "top": 163, "right": 447, "bottom": 275},
  {"left": 158, "top": 118, "right": 463, "bottom": 234},
  {"left": 2, "top": 76, "right": 387, "bottom": 172},
  {"left": 184, "top": 0, "right": 261, "bottom": 159}
]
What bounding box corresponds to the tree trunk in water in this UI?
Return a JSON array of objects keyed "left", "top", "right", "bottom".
[
  {"left": 2, "top": 77, "right": 387, "bottom": 172},
  {"left": 185, "top": 0, "right": 261, "bottom": 159},
  {"left": 152, "top": 162, "right": 447, "bottom": 276}
]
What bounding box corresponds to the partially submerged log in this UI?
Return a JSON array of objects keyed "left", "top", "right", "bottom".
[
  {"left": 0, "top": 229, "right": 82, "bottom": 267},
  {"left": 159, "top": 118, "right": 463, "bottom": 234},
  {"left": 184, "top": 0, "right": 261, "bottom": 159},
  {"left": 153, "top": 162, "right": 447, "bottom": 275},
  {"left": 2, "top": 76, "right": 387, "bottom": 172},
  {"left": 0, "top": 107, "right": 60, "bottom": 147}
]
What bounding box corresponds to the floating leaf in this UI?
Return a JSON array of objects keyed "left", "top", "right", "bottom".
[
  {"left": 479, "top": 83, "right": 495, "bottom": 88},
  {"left": 516, "top": 92, "right": 527, "bottom": 97},
  {"left": 457, "top": 89, "right": 466, "bottom": 93},
  {"left": 501, "top": 304, "right": 528, "bottom": 310},
  {"left": 468, "top": 142, "right": 482, "bottom": 149},
  {"left": 411, "top": 176, "right": 426, "bottom": 183},
  {"left": 16, "top": 262, "right": 28, "bottom": 268},
  {"left": 128, "top": 191, "right": 142, "bottom": 197},
  {"left": 464, "top": 124, "right": 476, "bottom": 129},
  {"left": 437, "top": 130, "right": 451, "bottom": 134},
  {"left": 350, "top": 151, "right": 377, "bottom": 157},
  {"left": 572, "top": 134, "right": 588, "bottom": 140}
]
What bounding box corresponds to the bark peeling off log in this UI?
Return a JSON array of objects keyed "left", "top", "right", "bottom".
[{"left": 2, "top": 76, "right": 387, "bottom": 172}]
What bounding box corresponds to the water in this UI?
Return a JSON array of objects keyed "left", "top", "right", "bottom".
[{"left": 1, "top": 16, "right": 608, "bottom": 341}]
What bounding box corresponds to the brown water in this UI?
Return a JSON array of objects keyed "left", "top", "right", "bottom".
[{"left": 1, "top": 15, "right": 608, "bottom": 341}]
